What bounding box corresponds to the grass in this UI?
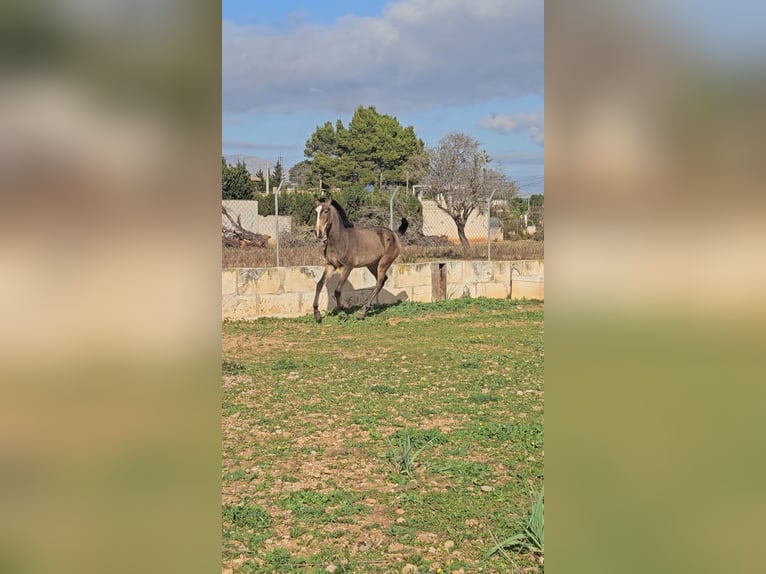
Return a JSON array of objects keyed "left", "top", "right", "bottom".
[{"left": 222, "top": 297, "right": 544, "bottom": 572}]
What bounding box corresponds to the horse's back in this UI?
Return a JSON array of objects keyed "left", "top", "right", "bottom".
[{"left": 349, "top": 227, "right": 401, "bottom": 266}]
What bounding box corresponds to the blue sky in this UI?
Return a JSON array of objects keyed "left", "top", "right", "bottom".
[{"left": 222, "top": 0, "right": 544, "bottom": 195}]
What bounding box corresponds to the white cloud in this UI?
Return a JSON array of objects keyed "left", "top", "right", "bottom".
[
  {"left": 479, "top": 112, "right": 544, "bottom": 146},
  {"left": 529, "top": 125, "right": 544, "bottom": 146},
  {"left": 222, "top": 0, "right": 542, "bottom": 114}
]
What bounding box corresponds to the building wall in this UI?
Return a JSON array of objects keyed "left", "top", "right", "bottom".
[
  {"left": 420, "top": 199, "right": 499, "bottom": 243},
  {"left": 222, "top": 199, "right": 292, "bottom": 237},
  {"left": 222, "top": 259, "right": 543, "bottom": 319}
]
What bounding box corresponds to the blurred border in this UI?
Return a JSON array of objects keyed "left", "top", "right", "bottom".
[
  {"left": 0, "top": 1, "right": 222, "bottom": 573},
  {"left": 547, "top": 1, "right": 766, "bottom": 572}
]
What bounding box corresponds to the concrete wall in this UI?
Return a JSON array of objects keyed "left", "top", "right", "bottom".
[{"left": 222, "top": 259, "right": 543, "bottom": 320}]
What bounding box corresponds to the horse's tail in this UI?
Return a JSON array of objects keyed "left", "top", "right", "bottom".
[{"left": 397, "top": 218, "right": 409, "bottom": 236}]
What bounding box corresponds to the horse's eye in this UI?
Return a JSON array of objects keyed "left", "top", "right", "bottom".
[{"left": 322, "top": 209, "right": 329, "bottom": 214}]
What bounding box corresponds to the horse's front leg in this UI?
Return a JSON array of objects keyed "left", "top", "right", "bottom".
[
  {"left": 313, "top": 264, "right": 334, "bottom": 323},
  {"left": 334, "top": 267, "right": 353, "bottom": 312}
]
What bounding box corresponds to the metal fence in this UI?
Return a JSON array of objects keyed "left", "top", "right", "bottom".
[{"left": 222, "top": 191, "right": 542, "bottom": 268}]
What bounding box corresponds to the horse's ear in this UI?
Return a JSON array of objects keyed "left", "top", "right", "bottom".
[{"left": 314, "top": 196, "right": 321, "bottom": 205}]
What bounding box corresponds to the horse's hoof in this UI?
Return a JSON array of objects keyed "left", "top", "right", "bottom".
[
  {"left": 313, "top": 310, "right": 322, "bottom": 323},
  {"left": 356, "top": 310, "right": 367, "bottom": 320}
]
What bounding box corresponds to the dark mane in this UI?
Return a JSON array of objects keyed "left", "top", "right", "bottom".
[{"left": 328, "top": 198, "right": 354, "bottom": 228}]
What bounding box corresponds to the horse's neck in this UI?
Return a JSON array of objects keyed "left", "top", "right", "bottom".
[{"left": 327, "top": 212, "right": 351, "bottom": 255}]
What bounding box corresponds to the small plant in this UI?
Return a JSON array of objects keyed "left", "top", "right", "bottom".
[
  {"left": 222, "top": 358, "right": 246, "bottom": 375},
  {"left": 272, "top": 356, "right": 299, "bottom": 371},
  {"left": 486, "top": 485, "right": 544, "bottom": 559},
  {"left": 388, "top": 428, "right": 439, "bottom": 477},
  {"left": 370, "top": 384, "right": 396, "bottom": 394},
  {"left": 222, "top": 502, "right": 271, "bottom": 530},
  {"left": 264, "top": 547, "right": 293, "bottom": 567}
]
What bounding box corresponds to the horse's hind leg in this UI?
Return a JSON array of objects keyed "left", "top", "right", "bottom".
[
  {"left": 358, "top": 260, "right": 394, "bottom": 319},
  {"left": 366, "top": 264, "right": 387, "bottom": 288}
]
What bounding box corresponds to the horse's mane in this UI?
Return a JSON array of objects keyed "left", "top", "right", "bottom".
[{"left": 326, "top": 198, "right": 354, "bottom": 228}]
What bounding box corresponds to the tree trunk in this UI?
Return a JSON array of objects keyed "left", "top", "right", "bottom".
[{"left": 455, "top": 220, "right": 470, "bottom": 255}]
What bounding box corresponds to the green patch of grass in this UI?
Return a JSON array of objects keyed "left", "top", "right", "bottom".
[
  {"left": 222, "top": 403, "right": 244, "bottom": 416},
  {"left": 280, "top": 474, "right": 300, "bottom": 483},
  {"left": 400, "top": 488, "right": 520, "bottom": 546},
  {"left": 480, "top": 373, "right": 509, "bottom": 388},
  {"left": 507, "top": 422, "right": 544, "bottom": 450},
  {"left": 277, "top": 489, "right": 366, "bottom": 524},
  {"left": 263, "top": 547, "right": 294, "bottom": 568},
  {"left": 222, "top": 358, "right": 246, "bottom": 375},
  {"left": 223, "top": 468, "right": 248, "bottom": 482},
  {"left": 272, "top": 356, "right": 299, "bottom": 371},
  {"left": 222, "top": 298, "right": 543, "bottom": 571},
  {"left": 459, "top": 353, "right": 484, "bottom": 368},
  {"left": 431, "top": 460, "right": 491, "bottom": 485},
  {"left": 386, "top": 523, "right": 416, "bottom": 543},
  {"left": 469, "top": 392, "right": 497, "bottom": 404},
  {"left": 455, "top": 421, "right": 544, "bottom": 450},
  {"left": 222, "top": 502, "right": 271, "bottom": 530}
]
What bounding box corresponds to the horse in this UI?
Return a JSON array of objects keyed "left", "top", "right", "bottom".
[{"left": 312, "top": 196, "right": 408, "bottom": 322}]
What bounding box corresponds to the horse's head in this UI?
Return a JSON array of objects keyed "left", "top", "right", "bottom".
[{"left": 314, "top": 197, "right": 333, "bottom": 240}]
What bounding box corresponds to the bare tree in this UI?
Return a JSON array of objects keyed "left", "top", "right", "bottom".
[
  {"left": 222, "top": 206, "right": 270, "bottom": 248},
  {"left": 401, "top": 150, "right": 429, "bottom": 193},
  {"left": 423, "top": 133, "right": 515, "bottom": 252}
]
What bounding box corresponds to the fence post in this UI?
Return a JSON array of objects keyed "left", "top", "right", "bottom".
[
  {"left": 275, "top": 183, "right": 280, "bottom": 267},
  {"left": 274, "top": 176, "right": 285, "bottom": 268},
  {"left": 389, "top": 187, "right": 400, "bottom": 231},
  {"left": 487, "top": 188, "right": 497, "bottom": 261}
]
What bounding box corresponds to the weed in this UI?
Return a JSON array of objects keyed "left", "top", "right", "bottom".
[
  {"left": 508, "top": 422, "right": 544, "bottom": 450},
  {"left": 486, "top": 485, "right": 544, "bottom": 559},
  {"left": 388, "top": 428, "right": 444, "bottom": 477},
  {"left": 223, "top": 468, "right": 248, "bottom": 482},
  {"left": 222, "top": 502, "right": 271, "bottom": 530},
  {"left": 222, "top": 358, "right": 246, "bottom": 375},
  {"left": 431, "top": 461, "right": 490, "bottom": 485},
  {"left": 272, "top": 356, "right": 299, "bottom": 371},
  {"left": 370, "top": 384, "right": 397, "bottom": 394},
  {"left": 263, "top": 547, "right": 293, "bottom": 567}
]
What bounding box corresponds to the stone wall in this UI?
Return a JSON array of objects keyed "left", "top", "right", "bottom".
[{"left": 222, "top": 259, "right": 543, "bottom": 320}]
